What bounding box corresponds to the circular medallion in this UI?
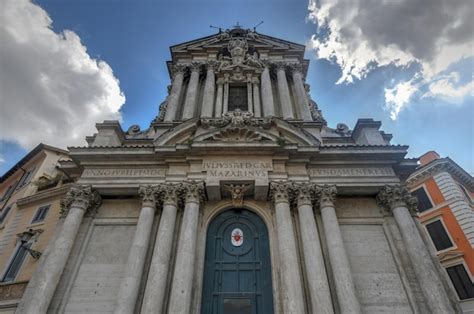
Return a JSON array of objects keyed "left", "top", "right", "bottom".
[{"left": 231, "top": 228, "right": 244, "bottom": 247}]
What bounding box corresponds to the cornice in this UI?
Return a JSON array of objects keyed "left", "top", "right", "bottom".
[
  {"left": 406, "top": 158, "right": 474, "bottom": 190},
  {"left": 16, "top": 184, "right": 72, "bottom": 207}
]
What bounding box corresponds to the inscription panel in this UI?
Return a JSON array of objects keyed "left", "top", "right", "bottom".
[
  {"left": 308, "top": 167, "right": 395, "bottom": 178},
  {"left": 82, "top": 168, "right": 166, "bottom": 178},
  {"left": 203, "top": 161, "right": 272, "bottom": 179}
]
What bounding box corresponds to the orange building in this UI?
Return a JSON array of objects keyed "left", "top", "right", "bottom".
[
  {"left": 407, "top": 151, "right": 474, "bottom": 312},
  {"left": 0, "top": 144, "right": 71, "bottom": 312}
]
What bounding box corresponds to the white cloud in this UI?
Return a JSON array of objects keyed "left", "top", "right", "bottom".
[
  {"left": 0, "top": 0, "right": 125, "bottom": 149},
  {"left": 0, "top": 154, "right": 5, "bottom": 165},
  {"left": 308, "top": 0, "right": 473, "bottom": 119}
]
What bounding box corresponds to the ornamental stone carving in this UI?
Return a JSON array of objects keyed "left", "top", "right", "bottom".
[
  {"left": 317, "top": 185, "right": 337, "bottom": 207},
  {"left": 269, "top": 182, "right": 292, "bottom": 204},
  {"left": 211, "top": 128, "right": 265, "bottom": 142},
  {"left": 171, "top": 64, "right": 186, "bottom": 77},
  {"left": 182, "top": 181, "right": 207, "bottom": 204},
  {"left": 295, "top": 184, "right": 315, "bottom": 207},
  {"left": 200, "top": 110, "right": 272, "bottom": 129},
  {"left": 158, "top": 183, "right": 181, "bottom": 206},
  {"left": 376, "top": 185, "right": 418, "bottom": 215},
  {"left": 60, "top": 184, "right": 101, "bottom": 218},
  {"left": 138, "top": 185, "right": 159, "bottom": 208},
  {"left": 224, "top": 184, "right": 251, "bottom": 206},
  {"left": 288, "top": 63, "right": 303, "bottom": 74},
  {"left": 189, "top": 62, "right": 202, "bottom": 72},
  {"left": 228, "top": 38, "right": 248, "bottom": 65}
]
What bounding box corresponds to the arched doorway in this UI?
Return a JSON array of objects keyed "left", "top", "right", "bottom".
[{"left": 201, "top": 208, "right": 274, "bottom": 314}]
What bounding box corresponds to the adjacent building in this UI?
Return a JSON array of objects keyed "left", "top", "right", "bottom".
[
  {"left": 16, "top": 28, "right": 463, "bottom": 313},
  {"left": 408, "top": 151, "right": 474, "bottom": 313},
  {"left": 0, "top": 144, "right": 71, "bottom": 312}
]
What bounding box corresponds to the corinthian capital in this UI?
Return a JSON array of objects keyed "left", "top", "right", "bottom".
[
  {"left": 159, "top": 183, "right": 181, "bottom": 206},
  {"left": 206, "top": 60, "right": 218, "bottom": 71},
  {"left": 60, "top": 184, "right": 101, "bottom": 218},
  {"left": 139, "top": 185, "right": 159, "bottom": 208},
  {"left": 269, "top": 182, "right": 293, "bottom": 204},
  {"left": 376, "top": 185, "right": 418, "bottom": 215},
  {"left": 273, "top": 62, "right": 288, "bottom": 71},
  {"left": 316, "top": 185, "right": 337, "bottom": 207},
  {"left": 294, "top": 183, "right": 316, "bottom": 207},
  {"left": 171, "top": 64, "right": 186, "bottom": 77},
  {"left": 189, "top": 62, "right": 202, "bottom": 72},
  {"left": 181, "top": 181, "right": 206, "bottom": 204},
  {"left": 288, "top": 63, "right": 303, "bottom": 75}
]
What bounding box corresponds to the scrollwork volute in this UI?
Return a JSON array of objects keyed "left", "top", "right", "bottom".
[
  {"left": 138, "top": 185, "right": 159, "bottom": 208},
  {"left": 376, "top": 185, "right": 418, "bottom": 216},
  {"left": 171, "top": 64, "right": 186, "bottom": 77},
  {"left": 181, "top": 181, "right": 206, "bottom": 204},
  {"left": 189, "top": 61, "right": 202, "bottom": 73},
  {"left": 317, "top": 185, "right": 337, "bottom": 208},
  {"left": 60, "top": 184, "right": 101, "bottom": 218},
  {"left": 294, "top": 184, "right": 315, "bottom": 207},
  {"left": 288, "top": 63, "right": 303, "bottom": 75}
]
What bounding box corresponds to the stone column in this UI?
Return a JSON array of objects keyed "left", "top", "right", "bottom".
[
  {"left": 318, "top": 185, "right": 361, "bottom": 314},
  {"left": 214, "top": 77, "right": 224, "bottom": 117},
  {"left": 164, "top": 65, "right": 186, "bottom": 122},
  {"left": 377, "top": 185, "right": 453, "bottom": 314},
  {"left": 182, "top": 62, "right": 201, "bottom": 120},
  {"left": 200, "top": 62, "right": 216, "bottom": 118},
  {"left": 295, "top": 184, "right": 334, "bottom": 314},
  {"left": 252, "top": 77, "right": 261, "bottom": 117},
  {"left": 18, "top": 185, "right": 101, "bottom": 314},
  {"left": 247, "top": 74, "right": 254, "bottom": 114},
  {"left": 290, "top": 64, "right": 312, "bottom": 121},
  {"left": 115, "top": 185, "right": 158, "bottom": 314},
  {"left": 223, "top": 75, "right": 229, "bottom": 113},
  {"left": 261, "top": 64, "right": 275, "bottom": 117},
  {"left": 270, "top": 182, "right": 306, "bottom": 314},
  {"left": 168, "top": 182, "right": 205, "bottom": 314},
  {"left": 275, "top": 62, "right": 294, "bottom": 119},
  {"left": 141, "top": 184, "right": 181, "bottom": 313}
]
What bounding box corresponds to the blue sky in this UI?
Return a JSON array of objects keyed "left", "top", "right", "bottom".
[{"left": 1, "top": 0, "right": 473, "bottom": 175}]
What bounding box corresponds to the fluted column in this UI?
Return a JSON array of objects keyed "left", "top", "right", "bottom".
[
  {"left": 214, "top": 77, "right": 224, "bottom": 117},
  {"left": 296, "top": 185, "right": 334, "bottom": 314},
  {"left": 164, "top": 65, "right": 186, "bottom": 122},
  {"left": 246, "top": 74, "right": 254, "bottom": 114},
  {"left": 115, "top": 185, "right": 158, "bottom": 314},
  {"left": 182, "top": 62, "right": 201, "bottom": 120},
  {"left": 261, "top": 64, "right": 275, "bottom": 117},
  {"left": 270, "top": 182, "right": 305, "bottom": 314},
  {"left": 318, "top": 185, "right": 361, "bottom": 314},
  {"left": 200, "top": 62, "right": 216, "bottom": 118},
  {"left": 377, "top": 185, "right": 453, "bottom": 313},
  {"left": 252, "top": 77, "right": 261, "bottom": 117},
  {"left": 168, "top": 182, "right": 205, "bottom": 314},
  {"left": 141, "top": 184, "right": 181, "bottom": 313},
  {"left": 290, "top": 64, "right": 312, "bottom": 121},
  {"left": 223, "top": 74, "right": 229, "bottom": 113},
  {"left": 275, "top": 62, "right": 294, "bottom": 119},
  {"left": 18, "top": 185, "right": 101, "bottom": 314}
]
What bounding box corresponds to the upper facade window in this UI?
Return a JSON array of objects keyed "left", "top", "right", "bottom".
[
  {"left": 412, "top": 187, "right": 433, "bottom": 213},
  {"left": 0, "top": 183, "right": 17, "bottom": 202},
  {"left": 17, "top": 167, "right": 36, "bottom": 190},
  {"left": 425, "top": 220, "right": 453, "bottom": 251},
  {"left": 446, "top": 264, "right": 474, "bottom": 300},
  {"left": 228, "top": 86, "right": 248, "bottom": 112},
  {"left": 31, "top": 205, "right": 50, "bottom": 224}
]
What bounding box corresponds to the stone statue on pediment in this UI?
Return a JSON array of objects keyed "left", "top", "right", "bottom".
[{"left": 228, "top": 38, "right": 248, "bottom": 65}]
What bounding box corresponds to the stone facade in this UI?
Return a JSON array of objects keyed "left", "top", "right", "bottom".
[{"left": 15, "top": 28, "right": 462, "bottom": 313}]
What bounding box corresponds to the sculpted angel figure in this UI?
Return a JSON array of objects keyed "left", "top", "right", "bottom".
[{"left": 224, "top": 184, "right": 251, "bottom": 206}]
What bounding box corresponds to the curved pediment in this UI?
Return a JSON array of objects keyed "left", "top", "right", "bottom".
[{"left": 153, "top": 111, "right": 320, "bottom": 149}]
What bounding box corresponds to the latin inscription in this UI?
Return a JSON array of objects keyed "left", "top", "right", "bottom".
[
  {"left": 203, "top": 161, "right": 272, "bottom": 178},
  {"left": 83, "top": 168, "right": 165, "bottom": 178},
  {"left": 308, "top": 167, "right": 394, "bottom": 177}
]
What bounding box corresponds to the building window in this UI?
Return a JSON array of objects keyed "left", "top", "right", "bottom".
[
  {"left": 0, "top": 205, "right": 13, "bottom": 224},
  {"left": 0, "top": 182, "right": 18, "bottom": 202},
  {"left": 425, "top": 220, "right": 453, "bottom": 251},
  {"left": 446, "top": 264, "right": 474, "bottom": 300},
  {"left": 31, "top": 205, "right": 50, "bottom": 224},
  {"left": 1, "top": 243, "right": 31, "bottom": 282},
  {"left": 228, "top": 86, "right": 248, "bottom": 111},
  {"left": 412, "top": 187, "right": 433, "bottom": 213},
  {"left": 17, "top": 167, "right": 35, "bottom": 190}
]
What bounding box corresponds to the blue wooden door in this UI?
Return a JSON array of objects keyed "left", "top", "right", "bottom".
[{"left": 201, "top": 209, "right": 274, "bottom": 314}]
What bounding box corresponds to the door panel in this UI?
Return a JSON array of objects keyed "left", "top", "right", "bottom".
[{"left": 201, "top": 209, "right": 274, "bottom": 314}]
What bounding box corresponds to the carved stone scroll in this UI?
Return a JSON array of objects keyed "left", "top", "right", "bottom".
[{"left": 60, "top": 184, "right": 101, "bottom": 218}]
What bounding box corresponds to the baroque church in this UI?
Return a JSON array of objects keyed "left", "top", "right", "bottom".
[{"left": 16, "top": 27, "right": 460, "bottom": 313}]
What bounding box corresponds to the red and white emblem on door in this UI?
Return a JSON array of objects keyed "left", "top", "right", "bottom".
[{"left": 231, "top": 228, "right": 243, "bottom": 247}]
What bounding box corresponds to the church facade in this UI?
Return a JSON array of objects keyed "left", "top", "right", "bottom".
[{"left": 16, "top": 28, "right": 461, "bottom": 313}]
